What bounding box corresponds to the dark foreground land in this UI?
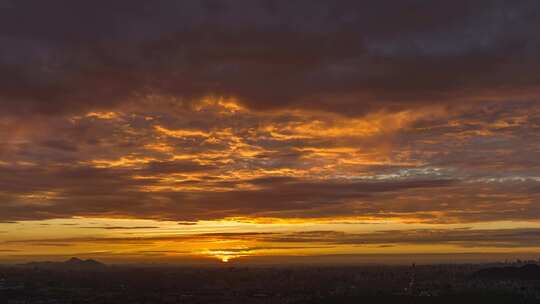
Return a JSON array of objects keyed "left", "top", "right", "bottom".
[{"left": 2, "top": 260, "right": 540, "bottom": 303}]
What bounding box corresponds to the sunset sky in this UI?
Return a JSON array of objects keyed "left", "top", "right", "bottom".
[{"left": 1, "top": 0, "right": 540, "bottom": 264}]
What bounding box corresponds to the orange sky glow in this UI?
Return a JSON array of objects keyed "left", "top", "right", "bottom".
[
  {"left": 2, "top": 98, "right": 540, "bottom": 264},
  {"left": 1, "top": 1, "right": 540, "bottom": 265}
]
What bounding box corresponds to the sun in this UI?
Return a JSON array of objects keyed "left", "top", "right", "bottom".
[
  {"left": 202, "top": 250, "right": 245, "bottom": 263},
  {"left": 216, "top": 254, "right": 241, "bottom": 263}
]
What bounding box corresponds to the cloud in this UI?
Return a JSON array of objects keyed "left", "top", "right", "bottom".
[
  {"left": 1, "top": 1, "right": 539, "bottom": 118},
  {"left": 243, "top": 228, "right": 540, "bottom": 249},
  {"left": 78, "top": 226, "right": 160, "bottom": 230},
  {"left": 0, "top": 2, "right": 539, "bottom": 229},
  {"left": 8, "top": 228, "right": 540, "bottom": 250},
  {"left": 0, "top": 171, "right": 459, "bottom": 221},
  {"left": 142, "top": 160, "right": 217, "bottom": 175},
  {"left": 177, "top": 221, "right": 197, "bottom": 226},
  {"left": 3, "top": 232, "right": 280, "bottom": 246}
]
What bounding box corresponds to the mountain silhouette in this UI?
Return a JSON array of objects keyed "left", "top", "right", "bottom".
[{"left": 22, "top": 257, "right": 106, "bottom": 270}]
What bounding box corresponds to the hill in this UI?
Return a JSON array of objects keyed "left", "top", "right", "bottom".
[{"left": 21, "top": 257, "right": 106, "bottom": 270}]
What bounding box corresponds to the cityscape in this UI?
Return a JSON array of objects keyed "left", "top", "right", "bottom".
[{"left": 2, "top": 258, "right": 540, "bottom": 303}]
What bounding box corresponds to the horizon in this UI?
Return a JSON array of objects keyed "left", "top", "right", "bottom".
[
  {"left": 4, "top": 253, "right": 540, "bottom": 267},
  {"left": 1, "top": 1, "right": 540, "bottom": 266}
]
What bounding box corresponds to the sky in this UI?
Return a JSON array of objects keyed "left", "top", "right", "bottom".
[{"left": 1, "top": 0, "right": 540, "bottom": 264}]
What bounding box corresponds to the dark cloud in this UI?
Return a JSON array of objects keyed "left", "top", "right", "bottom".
[
  {"left": 1, "top": 0, "right": 539, "bottom": 117},
  {"left": 177, "top": 222, "right": 197, "bottom": 226},
  {"left": 142, "top": 160, "right": 216, "bottom": 175},
  {"left": 207, "top": 245, "right": 333, "bottom": 253},
  {"left": 3, "top": 232, "right": 279, "bottom": 246},
  {"left": 136, "top": 250, "right": 191, "bottom": 255},
  {"left": 8, "top": 228, "right": 540, "bottom": 250},
  {"left": 30, "top": 243, "right": 74, "bottom": 247},
  {"left": 0, "top": 1, "right": 539, "bottom": 230},
  {"left": 264, "top": 228, "right": 540, "bottom": 248},
  {"left": 0, "top": 171, "right": 459, "bottom": 222},
  {"left": 79, "top": 226, "right": 159, "bottom": 230},
  {"left": 39, "top": 140, "right": 79, "bottom": 152}
]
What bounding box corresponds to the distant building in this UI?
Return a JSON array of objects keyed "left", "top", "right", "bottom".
[{"left": 407, "top": 263, "right": 416, "bottom": 295}]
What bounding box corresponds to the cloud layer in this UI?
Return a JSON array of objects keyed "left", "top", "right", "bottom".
[
  {"left": 1, "top": 0, "right": 540, "bottom": 117},
  {"left": 0, "top": 99, "right": 539, "bottom": 223},
  {"left": 0, "top": 1, "right": 539, "bottom": 236}
]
